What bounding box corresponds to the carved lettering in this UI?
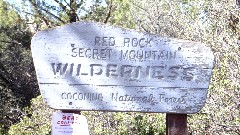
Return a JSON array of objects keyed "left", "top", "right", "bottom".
[
  {"left": 52, "top": 63, "right": 68, "bottom": 75},
  {"left": 95, "top": 36, "right": 115, "bottom": 46},
  {"left": 152, "top": 66, "right": 165, "bottom": 79},
  {"left": 71, "top": 44, "right": 112, "bottom": 60},
  {"left": 111, "top": 93, "right": 155, "bottom": 103},
  {"left": 90, "top": 64, "right": 103, "bottom": 76},
  {"left": 120, "top": 50, "right": 176, "bottom": 61},
  {"left": 106, "top": 64, "right": 118, "bottom": 77},
  {"left": 121, "top": 65, "right": 133, "bottom": 78},
  {"left": 182, "top": 67, "right": 195, "bottom": 81},
  {"left": 167, "top": 66, "right": 180, "bottom": 80},
  {"left": 159, "top": 94, "right": 186, "bottom": 104},
  {"left": 71, "top": 44, "right": 77, "bottom": 57},
  {"left": 51, "top": 63, "right": 196, "bottom": 81},
  {"left": 123, "top": 37, "right": 153, "bottom": 48},
  {"left": 62, "top": 92, "right": 103, "bottom": 101}
]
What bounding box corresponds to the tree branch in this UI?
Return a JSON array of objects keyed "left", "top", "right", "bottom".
[
  {"left": 104, "top": 0, "right": 113, "bottom": 23},
  {"left": 54, "top": 0, "right": 70, "bottom": 13},
  {"left": 28, "top": 0, "right": 65, "bottom": 26},
  {"left": 40, "top": 6, "right": 65, "bottom": 24},
  {"left": 70, "top": 0, "right": 78, "bottom": 23},
  {"left": 28, "top": 0, "right": 50, "bottom": 26},
  {"left": 63, "top": 0, "right": 71, "bottom": 7}
]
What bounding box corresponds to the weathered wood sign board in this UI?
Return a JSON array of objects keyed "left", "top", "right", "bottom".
[{"left": 31, "top": 22, "right": 214, "bottom": 113}]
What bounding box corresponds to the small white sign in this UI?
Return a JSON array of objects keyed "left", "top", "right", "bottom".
[{"left": 51, "top": 111, "right": 89, "bottom": 135}]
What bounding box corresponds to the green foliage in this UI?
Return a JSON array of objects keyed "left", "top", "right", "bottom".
[
  {"left": 82, "top": 2, "right": 109, "bottom": 23},
  {"left": 111, "top": 0, "right": 135, "bottom": 28},
  {"left": 8, "top": 96, "right": 53, "bottom": 135},
  {"left": 0, "top": 0, "right": 20, "bottom": 27},
  {"left": 9, "top": 96, "right": 166, "bottom": 135},
  {"left": 187, "top": 1, "right": 240, "bottom": 134},
  {"left": 0, "top": 0, "right": 38, "bottom": 133},
  {"left": 83, "top": 112, "right": 165, "bottom": 135}
]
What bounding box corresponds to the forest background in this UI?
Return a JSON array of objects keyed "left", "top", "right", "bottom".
[{"left": 0, "top": 0, "right": 240, "bottom": 134}]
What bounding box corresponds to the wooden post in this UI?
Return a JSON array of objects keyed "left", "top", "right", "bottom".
[
  {"left": 166, "top": 113, "right": 187, "bottom": 135},
  {"left": 62, "top": 110, "right": 81, "bottom": 114}
]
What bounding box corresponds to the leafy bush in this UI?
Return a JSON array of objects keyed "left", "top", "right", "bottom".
[
  {"left": 9, "top": 96, "right": 166, "bottom": 135},
  {"left": 8, "top": 96, "right": 53, "bottom": 135}
]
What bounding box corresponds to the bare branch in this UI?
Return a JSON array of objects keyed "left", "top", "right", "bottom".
[
  {"left": 28, "top": 0, "right": 50, "bottom": 26},
  {"left": 40, "top": 6, "right": 65, "bottom": 24},
  {"left": 104, "top": 0, "right": 113, "bottom": 23},
  {"left": 63, "top": 0, "right": 71, "bottom": 8},
  {"left": 28, "top": 0, "right": 65, "bottom": 25},
  {"left": 54, "top": 0, "right": 70, "bottom": 13}
]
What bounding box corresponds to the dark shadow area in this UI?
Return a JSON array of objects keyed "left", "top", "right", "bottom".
[{"left": 0, "top": 26, "right": 39, "bottom": 132}]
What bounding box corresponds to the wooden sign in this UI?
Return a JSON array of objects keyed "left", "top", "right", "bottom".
[{"left": 31, "top": 22, "right": 214, "bottom": 113}]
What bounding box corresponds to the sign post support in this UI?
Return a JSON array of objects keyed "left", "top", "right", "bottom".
[
  {"left": 62, "top": 110, "right": 80, "bottom": 114},
  {"left": 166, "top": 114, "right": 187, "bottom": 135}
]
